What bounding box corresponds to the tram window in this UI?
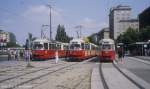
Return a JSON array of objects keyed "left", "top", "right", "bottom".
[
  {"left": 52, "top": 44, "right": 56, "bottom": 50},
  {"left": 63, "top": 45, "right": 68, "bottom": 50},
  {"left": 81, "top": 43, "right": 84, "bottom": 49},
  {"left": 92, "top": 45, "right": 95, "bottom": 50},
  {"left": 33, "top": 44, "right": 43, "bottom": 50},
  {"left": 49, "top": 44, "right": 52, "bottom": 49},
  {"left": 102, "top": 45, "right": 111, "bottom": 50},
  {"left": 44, "top": 43, "right": 48, "bottom": 50},
  {"left": 49, "top": 44, "right": 56, "bottom": 50},
  {"left": 57, "top": 44, "right": 61, "bottom": 50},
  {"left": 85, "top": 44, "right": 90, "bottom": 50},
  {"left": 70, "top": 44, "right": 81, "bottom": 50}
]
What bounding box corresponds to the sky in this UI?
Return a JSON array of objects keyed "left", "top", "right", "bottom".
[{"left": 0, "top": 0, "right": 149, "bottom": 45}]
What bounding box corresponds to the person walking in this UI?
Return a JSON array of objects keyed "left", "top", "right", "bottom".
[
  {"left": 118, "top": 47, "right": 124, "bottom": 62},
  {"left": 8, "top": 49, "right": 11, "bottom": 61},
  {"left": 55, "top": 51, "right": 59, "bottom": 64},
  {"left": 24, "top": 50, "right": 29, "bottom": 61},
  {"left": 11, "top": 50, "right": 15, "bottom": 60}
]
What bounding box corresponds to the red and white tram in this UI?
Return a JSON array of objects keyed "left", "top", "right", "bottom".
[
  {"left": 69, "top": 38, "right": 97, "bottom": 61},
  {"left": 32, "top": 38, "right": 69, "bottom": 60},
  {"left": 99, "top": 38, "right": 116, "bottom": 62}
]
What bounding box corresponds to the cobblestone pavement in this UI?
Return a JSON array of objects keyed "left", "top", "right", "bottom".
[
  {"left": 0, "top": 58, "right": 96, "bottom": 89},
  {"left": 33, "top": 62, "right": 94, "bottom": 89}
]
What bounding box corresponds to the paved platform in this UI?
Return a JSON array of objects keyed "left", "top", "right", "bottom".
[
  {"left": 135, "top": 56, "right": 150, "bottom": 62},
  {"left": 91, "top": 63, "right": 103, "bottom": 89}
]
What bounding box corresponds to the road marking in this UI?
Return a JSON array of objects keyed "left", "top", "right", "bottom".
[{"left": 129, "top": 57, "right": 150, "bottom": 65}]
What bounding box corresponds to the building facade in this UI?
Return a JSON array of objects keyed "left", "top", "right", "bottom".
[
  {"left": 99, "top": 27, "right": 110, "bottom": 40},
  {"left": 139, "top": 6, "right": 150, "bottom": 29},
  {"left": 0, "top": 30, "right": 10, "bottom": 46},
  {"left": 0, "top": 30, "right": 10, "bottom": 43},
  {"left": 109, "top": 5, "right": 131, "bottom": 39},
  {"left": 119, "top": 19, "right": 139, "bottom": 34}
]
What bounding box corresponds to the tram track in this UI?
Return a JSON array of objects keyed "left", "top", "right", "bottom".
[
  {"left": 99, "top": 62, "right": 144, "bottom": 89},
  {"left": 12, "top": 63, "right": 78, "bottom": 89},
  {"left": 0, "top": 62, "right": 76, "bottom": 89},
  {"left": 99, "top": 63, "right": 109, "bottom": 89},
  {"left": 112, "top": 63, "right": 145, "bottom": 89},
  {"left": 0, "top": 63, "right": 65, "bottom": 83},
  {"left": 0, "top": 65, "right": 26, "bottom": 74},
  {"left": 0, "top": 57, "right": 95, "bottom": 89}
]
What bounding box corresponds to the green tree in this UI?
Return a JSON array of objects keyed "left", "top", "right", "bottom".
[
  {"left": 25, "top": 33, "right": 37, "bottom": 49},
  {"left": 55, "top": 24, "right": 71, "bottom": 43},
  {"left": 9, "top": 32, "right": 16, "bottom": 43},
  {"left": 6, "top": 42, "right": 20, "bottom": 47},
  {"left": 6, "top": 32, "right": 20, "bottom": 47},
  {"left": 88, "top": 33, "right": 98, "bottom": 45},
  {"left": 139, "top": 26, "right": 150, "bottom": 42},
  {"left": 117, "top": 27, "right": 139, "bottom": 44}
]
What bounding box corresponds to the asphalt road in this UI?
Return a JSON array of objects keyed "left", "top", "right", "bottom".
[{"left": 117, "top": 56, "right": 150, "bottom": 84}]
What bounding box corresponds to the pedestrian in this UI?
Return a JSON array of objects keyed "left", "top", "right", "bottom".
[
  {"left": 14, "top": 50, "right": 17, "bottom": 60},
  {"left": 24, "top": 50, "right": 29, "bottom": 61},
  {"left": 55, "top": 51, "right": 59, "bottom": 64},
  {"left": 8, "top": 49, "right": 11, "bottom": 61},
  {"left": 16, "top": 50, "right": 20, "bottom": 61},
  {"left": 11, "top": 50, "right": 15, "bottom": 60},
  {"left": 118, "top": 47, "right": 124, "bottom": 62},
  {"left": 19, "top": 50, "right": 23, "bottom": 60}
]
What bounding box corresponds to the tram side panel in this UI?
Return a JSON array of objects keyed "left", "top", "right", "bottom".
[{"left": 99, "top": 50, "right": 115, "bottom": 61}]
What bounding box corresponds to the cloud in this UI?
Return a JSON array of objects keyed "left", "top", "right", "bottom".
[
  {"left": 99, "top": 22, "right": 108, "bottom": 29},
  {"left": 79, "top": 18, "right": 108, "bottom": 30},
  {"left": 22, "top": 5, "right": 64, "bottom": 25},
  {"left": 3, "top": 5, "right": 65, "bottom": 44},
  {"left": 72, "top": 18, "right": 109, "bottom": 37},
  {"left": 80, "top": 18, "right": 98, "bottom": 29}
]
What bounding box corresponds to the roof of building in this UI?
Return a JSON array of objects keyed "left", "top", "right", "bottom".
[
  {"left": 110, "top": 5, "right": 131, "bottom": 12},
  {"left": 139, "top": 6, "right": 150, "bottom": 16},
  {"left": 99, "top": 27, "right": 109, "bottom": 33}
]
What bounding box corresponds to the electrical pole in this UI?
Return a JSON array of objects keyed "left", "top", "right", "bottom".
[
  {"left": 41, "top": 24, "right": 49, "bottom": 39},
  {"left": 26, "top": 33, "right": 33, "bottom": 68},
  {"left": 76, "top": 30, "right": 79, "bottom": 38},
  {"left": 75, "top": 25, "right": 83, "bottom": 38},
  {"left": 47, "top": 5, "right": 52, "bottom": 41},
  {"left": 41, "top": 25, "right": 43, "bottom": 39}
]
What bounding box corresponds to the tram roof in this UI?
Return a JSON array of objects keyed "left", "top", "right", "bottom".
[
  {"left": 99, "top": 39, "right": 114, "bottom": 44},
  {"left": 70, "top": 38, "right": 85, "bottom": 43},
  {"left": 33, "top": 38, "right": 49, "bottom": 43},
  {"left": 89, "top": 43, "right": 98, "bottom": 46}
]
